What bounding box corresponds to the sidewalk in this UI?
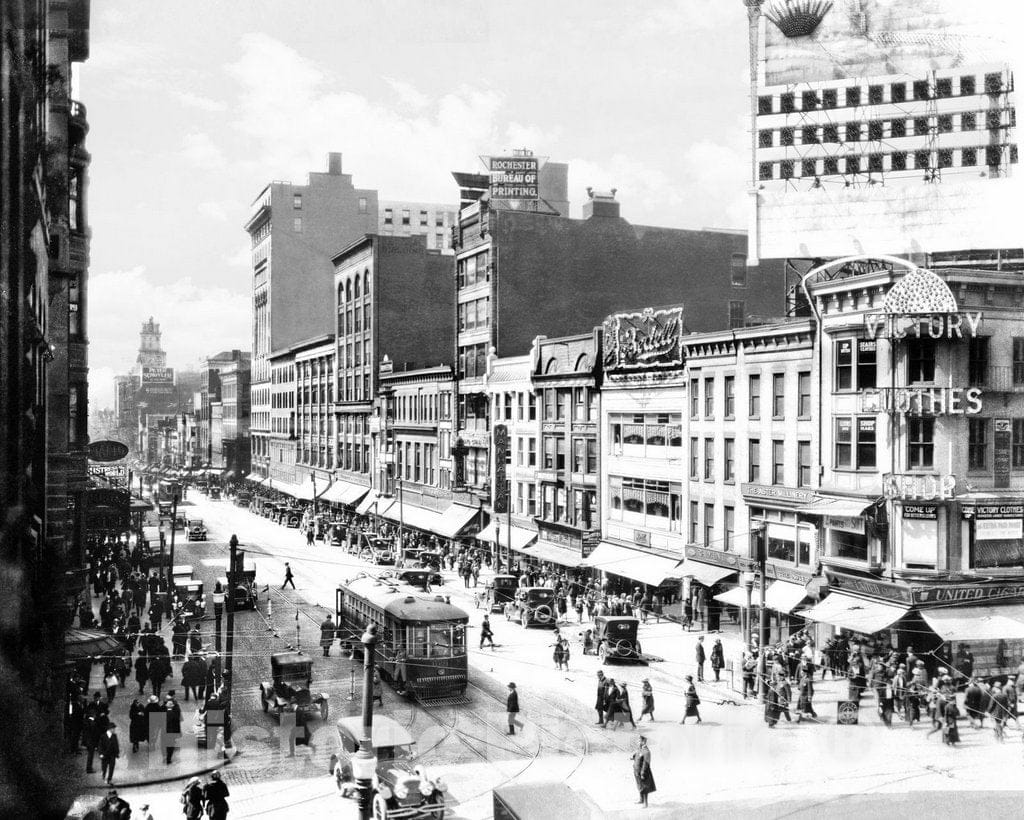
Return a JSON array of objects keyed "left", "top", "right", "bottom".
[{"left": 79, "top": 591, "right": 228, "bottom": 789}]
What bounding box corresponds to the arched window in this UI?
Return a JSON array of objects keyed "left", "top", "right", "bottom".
[
  {"left": 363, "top": 270, "right": 370, "bottom": 296},
  {"left": 574, "top": 354, "right": 591, "bottom": 372},
  {"left": 545, "top": 357, "right": 559, "bottom": 374},
  {"left": 354, "top": 275, "right": 360, "bottom": 298},
  {"left": 338, "top": 282, "right": 345, "bottom": 305},
  {"left": 346, "top": 279, "right": 352, "bottom": 301}
]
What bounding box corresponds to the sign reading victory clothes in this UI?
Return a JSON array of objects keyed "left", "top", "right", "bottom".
[
  {"left": 602, "top": 307, "right": 684, "bottom": 371},
  {"left": 489, "top": 156, "right": 539, "bottom": 200}
]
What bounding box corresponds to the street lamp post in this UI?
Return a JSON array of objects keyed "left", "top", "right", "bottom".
[
  {"left": 495, "top": 517, "right": 501, "bottom": 575},
  {"left": 750, "top": 521, "right": 768, "bottom": 702},
  {"left": 224, "top": 533, "right": 239, "bottom": 753},
  {"left": 166, "top": 493, "right": 179, "bottom": 592},
  {"left": 397, "top": 477, "right": 404, "bottom": 554},
  {"left": 310, "top": 471, "right": 317, "bottom": 520},
  {"left": 353, "top": 625, "right": 379, "bottom": 819}
]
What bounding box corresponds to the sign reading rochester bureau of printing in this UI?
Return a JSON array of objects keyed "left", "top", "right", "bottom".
[
  {"left": 602, "top": 307, "right": 684, "bottom": 371},
  {"left": 489, "top": 156, "right": 539, "bottom": 200}
]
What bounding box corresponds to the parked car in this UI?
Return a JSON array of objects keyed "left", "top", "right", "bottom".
[
  {"left": 172, "top": 579, "right": 206, "bottom": 620},
  {"left": 233, "top": 490, "right": 250, "bottom": 507},
  {"left": 259, "top": 652, "right": 329, "bottom": 737},
  {"left": 417, "top": 551, "right": 444, "bottom": 585},
  {"left": 485, "top": 574, "right": 518, "bottom": 613},
  {"left": 593, "top": 615, "right": 643, "bottom": 662},
  {"left": 209, "top": 486, "right": 222, "bottom": 500},
  {"left": 285, "top": 510, "right": 303, "bottom": 528},
  {"left": 330, "top": 715, "right": 446, "bottom": 819},
  {"left": 186, "top": 518, "right": 207, "bottom": 541}
]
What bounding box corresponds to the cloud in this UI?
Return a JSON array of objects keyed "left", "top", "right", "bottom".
[
  {"left": 171, "top": 89, "right": 227, "bottom": 112},
  {"left": 224, "top": 246, "right": 251, "bottom": 268},
  {"left": 223, "top": 34, "right": 506, "bottom": 202},
  {"left": 629, "top": 0, "right": 748, "bottom": 38},
  {"left": 197, "top": 201, "right": 231, "bottom": 221},
  {"left": 87, "top": 266, "right": 250, "bottom": 413},
  {"left": 180, "top": 131, "right": 226, "bottom": 168}
]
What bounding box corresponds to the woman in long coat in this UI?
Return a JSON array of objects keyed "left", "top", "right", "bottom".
[
  {"left": 680, "top": 675, "right": 702, "bottom": 724},
  {"left": 631, "top": 736, "right": 656, "bottom": 807},
  {"left": 639, "top": 679, "right": 655, "bottom": 721},
  {"left": 128, "top": 698, "right": 148, "bottom": 752},
  {"left": 710, "top": 639, "right": 725, "bottom": 682}
]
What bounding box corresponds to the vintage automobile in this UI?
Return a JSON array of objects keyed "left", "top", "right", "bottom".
[
  {"left": 510, "top": 587, "right": 557, "bottom": 628},
  {"left": 486, "top": 574, "right": 519, "bottom": 613},
  {"left": 186, "top": 518, "right": 208, "bottom": 541},
  {"left": 172, "top": 512, "right": 187, "bottom": 531},
  {"left": 593, "top": 615, "right": 643, "bottom": 663},
  {"left": 172, "top": 579, "right": 206, "bottom": 620},
  {"left": 417, "top": 551, "right": 444, "bottom": 586},
  {"left": 391, "top": 569, "right": 431, "bottom": 590},
  {"left": 401, "top": 547, "right": 422, "bottom": 565},
  {"left": 285, "top": 509, "right": 303, "bottom": 528},
  {"left": 369, "top": 538, "right": 395, "bottom": 566},
  {"left": 216, "top": 565, "right": 258, "bottom": 610},
  {"left": 259, "top": 652, "right": 330, "bottom": 732},
  {"left": 233, "top": 490, "right": 250, "bottom": 506},
  {"left": 172, "top": 564, "right": 195, "bottom": 585},
  {"left": 157, "top": 501, "right": 173, "bottom": 519},
  {"left": 209, "top": 486, "right": 222, "bottom": 500},
  {"left": 330, "top": 715, "right": 446, "bottom": 819}
]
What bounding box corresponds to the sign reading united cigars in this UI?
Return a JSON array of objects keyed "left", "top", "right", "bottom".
[
  {"left": 829, "top": 570, "right": 1024, "bottom": 606},
  {"left": 602, "top": 307, "right": 684, "bottom": 371}
]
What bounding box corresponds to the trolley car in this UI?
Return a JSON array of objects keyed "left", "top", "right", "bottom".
[{"left": 335, "top": 575, "right": 469, "bottom": 700}]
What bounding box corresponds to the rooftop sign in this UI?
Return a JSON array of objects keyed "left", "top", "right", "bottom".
[
  {"left": 489, "top": 155, "right": 539, "bottom": 201},
  {"left": 602, "top": 307, "right": 684, "bottom": 371}
]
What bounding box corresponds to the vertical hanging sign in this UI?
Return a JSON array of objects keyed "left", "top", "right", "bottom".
[
  {"left": 493, "top": 424, "right": 508, "bottom": 513},
  {"left": 994, "top": 418, "right": 1012, "bottom": 488}
]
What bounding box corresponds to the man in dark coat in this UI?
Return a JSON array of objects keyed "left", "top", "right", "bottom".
[
  {"left": 148, "top": 596, "right": 164, "bottom": 631},
  {"left": 202, "top": 770, "right": 231, "bottom": 820},
  {"left": 594, "top": 670, "right": 608, "bottom": 726},
  {"left": 631, "top": 735, "right": 656, "bottom": 807},
  {"left": 164, "top": 691, "right": 182, "bottom": 764},
  {"left": 171, "top": 618, "right": 189, "bottom": 659},
  {"left": 98, "top": 722, "right": 120, "bottom": 785},
  {"left": 320, "top": 615, "right": 336, "bottom": 657},
  {"left": 181, "top": 654, "right": 207, "bottom": 702},
  {"left": 695, "top": 636, "right": 706, "bottom": 682},
  {"left": 149, "top": 652, "right": 170, "bottom": 698},
  {"left": 505, "top": 682, "right": 520, "bottom": 735},
  {"left": 83, "top": 692, "right": 108, "bottom": 773}
]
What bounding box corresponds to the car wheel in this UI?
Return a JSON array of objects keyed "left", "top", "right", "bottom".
[{"left": 372, "top": 793, "right": 388, "bottom": 820}]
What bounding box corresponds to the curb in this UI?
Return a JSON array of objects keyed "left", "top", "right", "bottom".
[{"left": 82, "top": 756, "right": 229, "bottom": 790}]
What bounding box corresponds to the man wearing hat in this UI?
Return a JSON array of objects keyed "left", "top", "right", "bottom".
[
  {"left": 97, "top": 789, "right": 131, "bottom": 820},
  {"left": 98, "top": 722, "right": 120, "bottom": 785},
  {"left": 182, "top": 776, "right": 204, "bottom": 819},
  {"left": 164, "top": 691, "right": 182, "bottom": 764},
  {"left": 505, "top": 682, "right": 520, "bottom": 735}
]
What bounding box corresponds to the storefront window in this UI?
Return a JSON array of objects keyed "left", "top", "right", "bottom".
[
  {"left": 609, "top": 475, "right": 682, "bottom": 531},
  {"left": 971, "top": 511, "right": 1024, "bottom": 568},
  {"left": 831, "top": 529, "right": 868, "bottom": 561}
]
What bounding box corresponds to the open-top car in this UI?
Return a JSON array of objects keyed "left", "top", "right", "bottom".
[
  {"left": 186, "top": 518, "right": 207, "bottom": 541},
  {"left": 417, "top": 551, "right": 443, "bottom": 586},
  {"left": 260, "top": 652, "right": 329, "bottom": 733},
  {"left": 330, "top": 714, "right": 446, "bottom": 819},
  {"left": 593, "top": 615, "right": 643, "bottom": 663}
]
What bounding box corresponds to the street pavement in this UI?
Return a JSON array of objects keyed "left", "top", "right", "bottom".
[{"left": 84, "top": 492, "right": 1024, "bottom": 819}]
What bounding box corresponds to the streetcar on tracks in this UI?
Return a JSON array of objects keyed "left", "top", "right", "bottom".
[{"left": 335, "top": 575, "right": 469, "bottom": 700}]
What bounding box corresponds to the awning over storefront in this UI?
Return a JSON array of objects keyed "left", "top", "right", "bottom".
[
  {"left": 379, "top": 501, "right": 446, "bottom": 533},
  {"left": 476, "top": 521, "right": 538, "bottom": 552},
  {"left": 922, "top": 605, "right": 1024, "bottom": 641},
  {"left": 714, "top": 586, "right": 750, "bottom": 608},
  {"left": 681, "top": 559, "right": 736, "bottom": 588},
  {"left": 320, "top": 480, "right": 369, "bottom": 507},
  {"left": 274, "top": 480, "right": 305, "bottom": 499},
  {"left": 291, "top": 479, "right": 316, "bottom": 501},
  {"left": 524, "top": 539, "right": 586, "bottom": 568},
  {"left": 801, "top": 592, "right": 909, "bottom": 634},
  {"left": 434, "top": 504, "right": 479, "bottom": 539},
  {"left": 765, "top": 580, "right": 811, "bottom": 613},
  {"left": 250, "top": 475, "right": 269, "bottom": 486},
  {"left": 796, "top": 496, "right": 875, "bottom": 517},
  {"left": 64, "top": 629, "right": 122, "bottom": 660},
  {"left": 586, "top": 542, "right": 682, "bottom": 587},
  {"left": 356, "top": 491, "right": 390, "bottom": 517}
]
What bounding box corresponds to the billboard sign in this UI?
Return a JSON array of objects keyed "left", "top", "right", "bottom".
[
  {"left": 141, "top": 366, "right": 174, "bottom": 383},
  {"left": 602, "top": 307, "right": 685, "bottom": 371},
  {"left": 88, "top": 440, "right": 130, "bottom": 463},
  {"left": 493, "top": 424, "right": 508, "bottom": 514},
  {"left": 489, "top": 156, "right": 539, "bottom": 201}
]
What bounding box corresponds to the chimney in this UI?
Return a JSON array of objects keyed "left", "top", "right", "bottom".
[
  {"left": 327, "top": 152, "right": 343, "bottom": 175},
  {"left": 582, "top": 187, "right": 620, "bottom": 219}
]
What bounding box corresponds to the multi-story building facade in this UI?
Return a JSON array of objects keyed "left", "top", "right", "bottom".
[
  {"left": 197, "top": 349, "right": 249, "bottom": 467},
  {"left": 379, "top": 201, "right": 456, "bottom": 253},
  {"left": 44, "top": 0, "right": 93, "bottom": 624},
  {"left": 681, "top": 318, "right": 818, "bottom": 637},
  {"left": 451, "top": 186, "right": 787, "bottom": 513},
  {"left": 478, "top": 354, "right": 539, "bottom": 566},
  {"left": 527, "top": 332, "right": 601, "bottom": 570},
  {"left": 1, "top": 4, "right": 92, "bottom": 808},
  {"left": 220, "top": 357, "right": 251, "bottom": 477},
  {"left": 591, "top": 307, "right": 689, "bottom": 596},
  {"left": 294, "top": 337, "right": 334, "bottom": 502},
  {"left": 738, "top": 1, "right": 1024, "bottom": 673},
  {"left": 332, "top": 234, "right": 454, "bottom": 509},
  {"left": 745, "top": 0, "right": 1019, "bottom": 267},
  {"left": 245, "top": 153, "right": 459, "bottom": 479},
  {"left": 267, "top": 346, "right": 299, "bottom": 492}
]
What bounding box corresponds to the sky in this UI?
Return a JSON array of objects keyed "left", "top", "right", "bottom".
[{"left": 81, "top": 0, "right": 755, "bottom": 411}]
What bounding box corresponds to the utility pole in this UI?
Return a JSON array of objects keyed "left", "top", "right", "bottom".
[
  {"left": 224, "top": 533, "right": 238, "bottom": 751},
  {"left": 167, "top": 493, "right": 179, "bottom": 591}
]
